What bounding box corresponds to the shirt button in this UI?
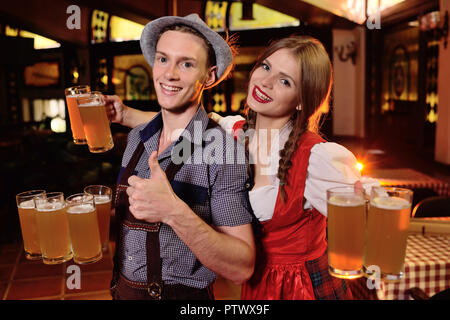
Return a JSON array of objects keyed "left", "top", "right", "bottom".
[
  {"left": 245, "top": 183, "right": 251, "bottom": 189},
  {"left": 128, "top": 256, "right": 133, "bottom": 261}
]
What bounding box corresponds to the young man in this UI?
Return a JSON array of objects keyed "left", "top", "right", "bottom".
[{"left": 109, "top": 14, "right": 255, "bottom": 300}]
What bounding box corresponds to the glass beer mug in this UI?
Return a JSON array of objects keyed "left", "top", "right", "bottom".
[{"left": 76, "top": 92, "right": 114, "bottom": 153}]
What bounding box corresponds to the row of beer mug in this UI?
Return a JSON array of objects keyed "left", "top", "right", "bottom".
[
  {"left": 65, "top": 85, "right": 114, "bottom": 153},
  {"left": 327, "top": 186, "right": 413, "bottom": 282},
  {"left": 16, "top": 186, "right": 112, "bottom": 265}
]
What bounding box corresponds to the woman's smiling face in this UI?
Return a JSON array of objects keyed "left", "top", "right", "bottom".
[{"left": 247, "top": 48, "right": 301, "bottom": 119}]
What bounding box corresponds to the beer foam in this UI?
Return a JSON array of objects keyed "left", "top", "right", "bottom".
[
  {"left": 68, "top": 93, "right": 90, "bottom": 98},
  {"left": 94, "top": 195, "right": 111, "bottom": 204},
  {"left": 78, "top": 101, "right": 103, "bottom": 107},
  {"left": 371, "top": 196, "right": 410, "bottom": 210},
  {"left": 67, "top": 204, "right": 95, "bottom": 214},
  {"left": 19, "top": 200, "right": 35, "bottom": 209},
  {"left": 37, "top": 202, "right": 65, "bottom": 211},
  {"left": 328, "top": 195, "right": 365, "bottom": 207}
]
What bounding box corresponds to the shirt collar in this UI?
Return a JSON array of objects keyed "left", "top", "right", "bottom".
[{"left": 139, "top": 105, "right": 210, "bottom": 160}]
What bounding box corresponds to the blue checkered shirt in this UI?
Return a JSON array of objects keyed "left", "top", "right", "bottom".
[{"left": 117, "top": 106, "right": 253, "bottom": 288}]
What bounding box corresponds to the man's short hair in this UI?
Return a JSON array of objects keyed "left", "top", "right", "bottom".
[{"left": 158, "top": 24, "right": 216, "bottom": 69}]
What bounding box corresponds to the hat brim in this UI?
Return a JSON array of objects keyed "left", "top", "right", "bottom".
[{"left": 140, "top": 15, "right": 232, "bottom": 86}]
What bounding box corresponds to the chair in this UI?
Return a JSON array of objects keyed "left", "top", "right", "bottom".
[
  {"left": 411, "top": 196, "right": 450, "bottom": 218},
  {"left": 411, "top": 188, "right": 439, "bottom": 210}
]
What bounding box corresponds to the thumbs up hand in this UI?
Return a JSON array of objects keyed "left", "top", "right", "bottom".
[
  {"left": 126, "top": 151, "right": 179, "bottom": 224},
  {"left": 147, "top": 151, "right": 169, "bottom": 183}
]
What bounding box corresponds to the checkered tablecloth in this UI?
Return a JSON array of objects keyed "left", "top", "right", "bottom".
[{"left": 376, "top": 234, "right": 450, "bottom": 300}]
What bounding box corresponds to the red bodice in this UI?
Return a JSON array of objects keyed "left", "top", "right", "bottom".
[{"left": 259, "top": 131, "right": 327, "bottom": 264}]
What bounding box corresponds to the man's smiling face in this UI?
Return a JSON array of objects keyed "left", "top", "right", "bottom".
[{"left": 152, "top": 30, "right": 213, "bottom": 112}]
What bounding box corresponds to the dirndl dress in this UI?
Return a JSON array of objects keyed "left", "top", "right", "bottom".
[{"left": 238, "top": 129, "right": 353, "bottom": 300}]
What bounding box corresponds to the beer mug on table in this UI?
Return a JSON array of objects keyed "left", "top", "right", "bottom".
[
  {"left": 363, "top": 187, "right": 413, "bottom": 282},
  {"left": 327, "top": 186, "right": 366, "bottom": 279},
  {"left": 83, "top": 185, "right": 112, "bottom": 252},
  {"left": 66, "top": 193, "right": 103, "bottom": 264},
  {"left": 16, "top": 190, "right": 46, "bottom": 260},
  {"left": 76, "top": 92, "right": 114, "bottom": 153},
  {"left": 34, "top": 192, "right": 73, "bottom": 264},
  {"left": 65, "top": 85, "right": 90, "bottom": 145}
]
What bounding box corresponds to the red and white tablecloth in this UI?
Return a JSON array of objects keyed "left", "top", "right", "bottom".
[{"left": 376, "top": 234, "right": 450, "bottom": 300}]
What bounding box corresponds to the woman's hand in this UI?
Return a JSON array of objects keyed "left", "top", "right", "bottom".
[
  {"left": 208, "top": 112, "right": 223, "bottom": 123},
  {"left": 103, "top": 95, "right": 157, "bottom": 129},
  {"left": 103, "top": 95, "right": 127, "bottom": 125}
]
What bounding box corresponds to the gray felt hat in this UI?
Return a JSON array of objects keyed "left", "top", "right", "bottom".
[{"left": 140, "top": 14, "right": 233, "bottom": 85}]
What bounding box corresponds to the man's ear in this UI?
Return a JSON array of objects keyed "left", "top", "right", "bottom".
[{"left": 204, "top": 66, "right": 218, "bottom": 89}]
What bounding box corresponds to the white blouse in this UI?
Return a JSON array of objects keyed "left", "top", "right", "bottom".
[{"left": 218, "top": 115, "right": 379, "bottom": 221}]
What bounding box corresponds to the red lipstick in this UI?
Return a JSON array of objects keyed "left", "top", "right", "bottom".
[{"left": 252, "top": 85, "right": 273, "bottom": 104}]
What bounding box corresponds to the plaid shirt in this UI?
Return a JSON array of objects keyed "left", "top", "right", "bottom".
[{"left": 117, "top": 106, "right": 253, "bottom": 289}]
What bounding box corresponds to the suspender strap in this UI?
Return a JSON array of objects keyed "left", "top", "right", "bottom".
[
  {"left": 119, "top": 142, "right": 145, "bottom": 185},
  {"left": 145, "top": 119, "right": 219, "bottom": 299},
  {"left": 111, "top": 141, "right": 146, "bottom": 296}
]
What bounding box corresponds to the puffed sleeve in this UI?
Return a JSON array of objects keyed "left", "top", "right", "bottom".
[
  {"left": 304, "top": 142, "right": 380, "bottom": 217},
  {"left": 217, "top": 115, "right": 245, "bottom": 135}
]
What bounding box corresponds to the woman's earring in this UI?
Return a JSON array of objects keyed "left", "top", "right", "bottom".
[{"left": 296, "top": 105, "right": 302, "bottom": 111}]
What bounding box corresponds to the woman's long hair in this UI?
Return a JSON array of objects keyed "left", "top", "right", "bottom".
[{"left": 242, "top": 36, "right": 333, "bottom": 201}]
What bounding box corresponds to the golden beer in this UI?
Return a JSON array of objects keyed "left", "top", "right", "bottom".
[
  {"left": 364, "top": 188, "right": 412, "bottom": 281},
  {"left": 65, "top": 85, "right": 90, "bottom": 144},
  {"left": 327, "top": 187, "right": 366, "bottom": 279},
  {"left": 66, "top": 194, "right": 102, "bottom": 264},
  {"left": 93, "top": 196, "right": 111, "bottom": 251},
  {"left": 35, "top": 192, "right": 73, "bottom": 264},
  {"left": 77, "top": 93, "right": 114, "bottom": 153},
  {"left": 84, "top": 185, "right": 112, "bottom": 251},
  {"left": 16, "top": 190, "right": 45, "bottom": 260}
]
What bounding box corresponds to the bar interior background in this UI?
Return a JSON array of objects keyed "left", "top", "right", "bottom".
[{"left": 0, "top": 0, "right": 449, "bottom": 278}]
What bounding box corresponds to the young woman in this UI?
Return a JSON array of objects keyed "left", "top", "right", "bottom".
[{"left": 105, "top": 35, "right": 377, "bottom": 300}]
